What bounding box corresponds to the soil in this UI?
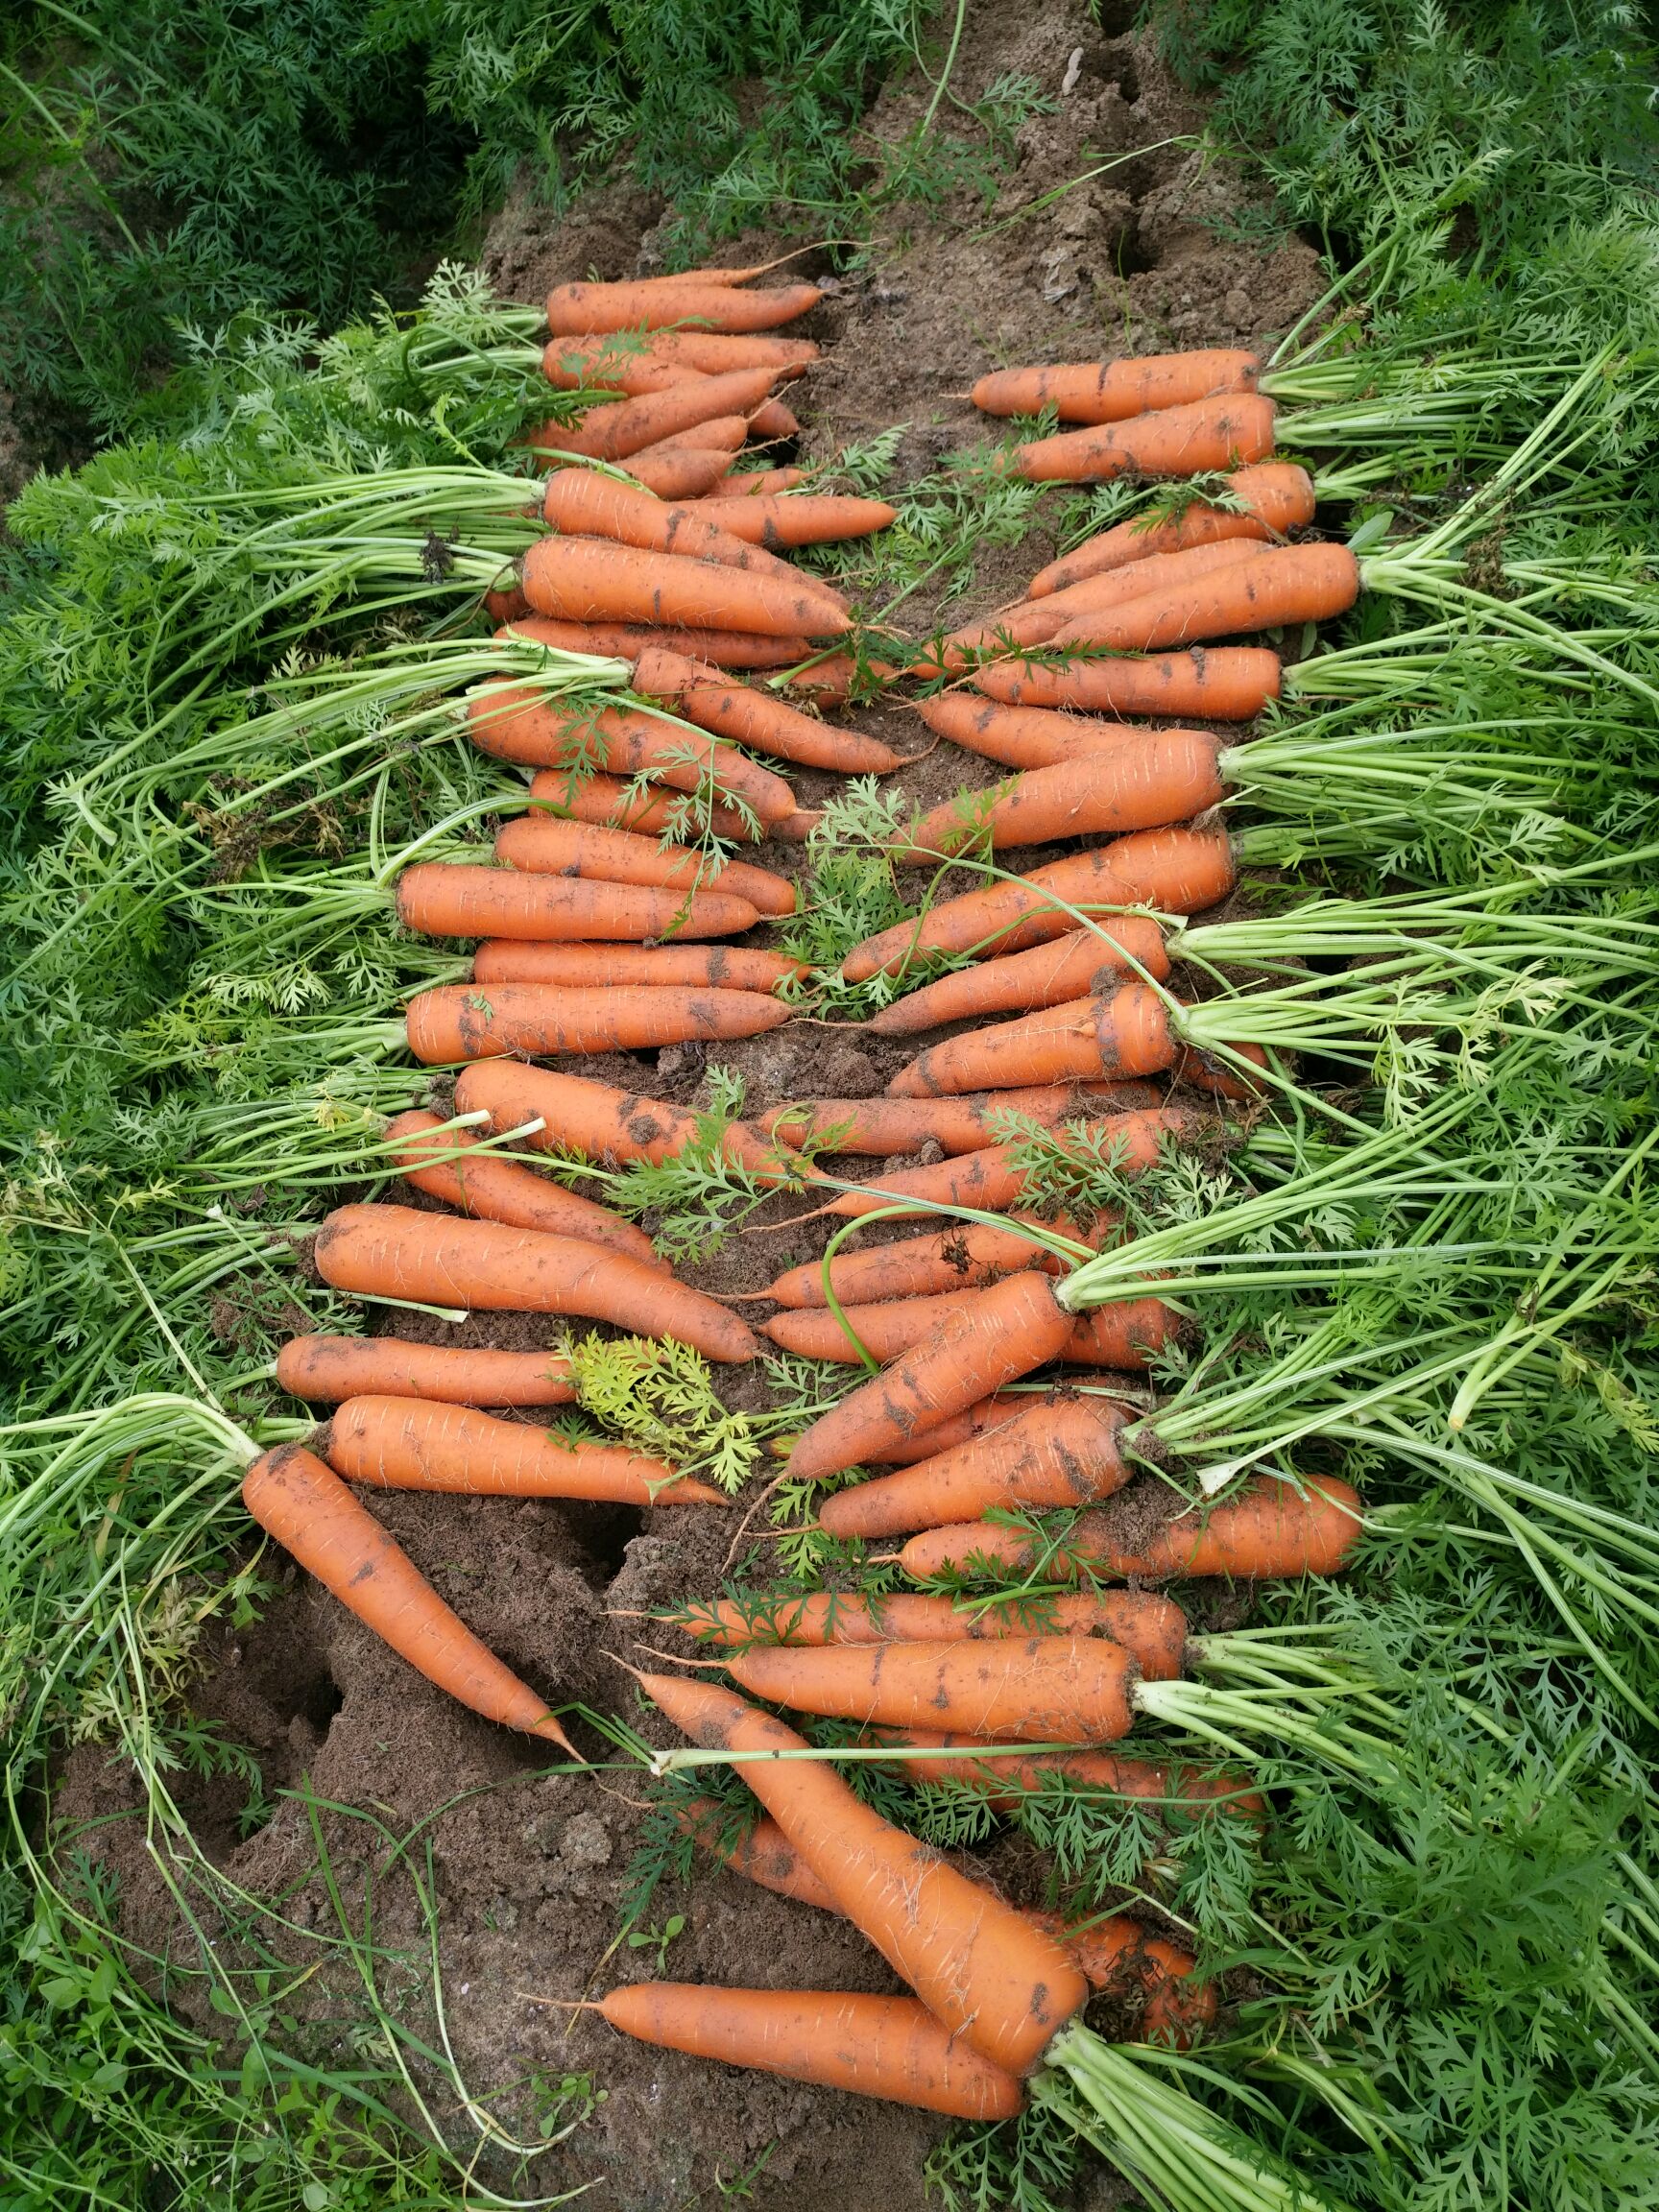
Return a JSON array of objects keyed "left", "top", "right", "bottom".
[{"left": 53, "top": 4, "right": 1326, "bottom": 2203}]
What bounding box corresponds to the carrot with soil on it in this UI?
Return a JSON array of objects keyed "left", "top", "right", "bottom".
[
  {"left": 866, "top": 922, "right": 1173, "bottom": 1035},
  {"left": 969, "top": 644, "right": 1282, "bottom": 721},
  {"left": 493, "top": 814, "right": 798, "bottom": 917},
  {"left": 541, "top": 330, "right": 821, "bottom": 384},
  {"left": 544, "top": 278, "right": 824, "bottom": 335},
  {"left": 276, "top": 1335, "right": 577, "bottom": 1408},
  {"left": 709, "top": 466, "right": 810, "bottom": 495},
  {"left": 472, "top": 940, "right": 807, "bottom": 993},
  {"left": 725, "top": 1635, "right": 1140, "bottom": 1743},
  {"left": 749, "top": 396, "right": 802, "bottom": 440},
  {"left": 403, "top": 981, "right": 792, "bottom": 1064},
  {"left": 931, "top": 539, "right": 1272, "bottom": 664},
  {"left": 972, "top": 349, "right": 1262, "bottom": 423},
  {"left": 540, "top": 468, "right": 819, "bottom": 583},
  {"left": 673, "top": 493, "right": 898, "bottom": 548},
  {"left": 915, "top": 691, "right": 1155, "bottom": 771},
  {"left": 1050, "top": 542, "right": 1361, "bottom": 653},
  {"left": 762, "top": 1286, "right": 1175, "bottom": 1372},
  {"left": 543, "top": 367, "right": 787, "bottom": 462},
  {"left": 321, "top": 1396, "right": 726, "bottom": 1504},
  {"left": 761, "top": 1080, "right": 1164, "bottom": 1157},
  {"left": 1009, "top": 393, "right": 1278, "bottom": 484},
  {"left": 518, "top": 534, "right": 850, "bottom": 637},
  {"left": 676, "top": 1799, "right": 841, "bottom": 1911},
  {"left": 501, "top": 613, "right": 824, "bottom": 672},
  {"left": 522, "top": 765, "right": 757, "bottom": 844},
  {"left": 396, "top": 865, "right": 761, "bottom": 946},
  {"left": 635, "top": 413, "right": 749, "bottom": 455},
  {"left": 762, "top": 1214, "right": 1101, "bottom": 1306},
  {"left": 243, "top": 1444, "right": 576, "bottom": 1749},
  {"left": 385, "top": 1108, "right": 664, "bottom": 1268},
  {"left": 631, "top": 645, "right": 908, "bottom": 774},
  {"left": 452, "top": 1060, "right": 794, "bottom": 1180},
  {"left": 1028, "top": 463, "right": 1317, "bottom": 595},
  {"left": 871, "top": 1725, "right": 1263, "bottom": 1820},
  {"left": 619, "top": 447, "right": 734, "bottom": 498},
  {"left": 885, "top": 983, "right": 1267, "bottom": 1100},
  {"left": 891, "top": 732, "right": 1229, "bottom": 862}
]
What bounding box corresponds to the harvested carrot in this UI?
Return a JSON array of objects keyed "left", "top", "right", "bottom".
[
  {"left": 1051, "top": 542, "right": 1361, "bottom": 652},
  {"left": 483, "top": 584, "right": 530, "bottom": 625},
  {"left": 495, "top": 814, "right": 797, "bottom": 917},
  {"left": 868, "top": 923, "right": 1171, "bottom": 1035},
  {"left": 541, "top": 331, "right": 820, "bottom": 382},
  {"left": 276, "top": 1335, "right": 576, "bottom": 1408},
  {"left": 677, "top": 1799, "right": 841, "bottom": 1910},
  {"left": 679, "top": 1587, "right": 1185, "bottom": 1679},
  {"left": 765, "top": 1215, "right": 1097, "bottom": 1307},
  {"left": 545, "top": 279, "right": 823, "bottom": 335},
  {"left": 541, "top": 469, "right": 812, "bottom": 581},
  {"left": 642, "top": 413, "right": 748, "bottom": 454},
  {"left": 971, "top": 645, "right": 1282, "bottom": 721},
  {"left": 639, "top": 1671, "right": 1088, "bottom": 2072},
  {"left": 675, "top": 494, "right": 897, "bottom": 549},
  {"left": 312, "top": 1205, "right": 760, "bottom": 1362},
  {"left": 973, "top": 349, "right": 1260, "bottom": 423},
  {"left": 917, "top": 692, "right": 1149, "bottom": 771},
  {"left": 816, "top": 1394, "right": 1131, "bottom": 1538},
  {"left": 501, "top": 614, "right": 820, "bottom": 671},
  {"left": 524, "top": 766, "right": 757, "bottom": 844},
  {"left": 472, "top": 941, "right": 807, "bottom": 993},
  {"left": 932, "top": 540, "right": 1267, "bottom": 665},
  {"left": 841, "top": 825, "right": 1238, "bottom": 981},
  {"left": 548, "top": 368, "right": 786, "bottom": 461},
  {"left": 762, "top": 1083, "right": 1160, "bottom": 1157},
  {"left": 804, "top": 1103, "right": 1193, "bottom": 1217},
  {"left": 321, "top": 1396, "right": 723, "bottom": 1504},
  {"left": 1011, "top": 393, "right": 1278, "bottom": 484},
  {"left": 749, "top": 396, "right": 801, "bottom": 439},
  {"left": 862, "top": 1392, "right": 1030, "bottom": 1463},
  {"left": 784, "top": 1269, "right": 1077, "bottom": 1482},
  {"left": 243, "top": 1445, "right": 574, "bottom": 1748},
  {"left": 632, "top": 646, "right": 904, "bottom": 774},
  {"left": 519, "top": 536, "right": 849, "bottom": 638},
  {"left": 874, "top": 1726, "right": 1262, "bottom": 1817},
  {"left": 899, "top": 1474, "right": 1365, "bottom": 1581},
  {"left": 1029, "top": 464, "right": 1316, "bottom": 596},
  {"left": 888, "top": 983, "right": 1247, "bottom": 1096},
  {"left": 1025, "top": 1911, "right": 1214, "bottom": 2046},
  {"left": 762, "top": 1286, "right": 1174, "bottom": 1371},
  {"left": 709, "top": 466, "right": 809, "bottom": 495},
  {"left": 385, "top": 1108, "right": 662, "bottom": 1267},
  {"left": 452, "top": 1061, "right": 792, "bottom": 1181},
  {"left": 620, "top": 447, "right": 733, "bottom": 498},
  {"left": 597, "top": 1983, "right": 1024, "bottom": 2120},
  {"left": 726, "top": 1636, "right": 1138, "bottom": 1742},
  {"left": 892, "top": 733, "right": 1227, "bottom": 862},
  {"left": 403, "top": 982, "right": 791, "bottom": 1064},
  {"left": 396, "top": 865, "right": 759, "bottom": 945},
  {"left": 539, "top": 349, "right": 703, "bottom": 399}
]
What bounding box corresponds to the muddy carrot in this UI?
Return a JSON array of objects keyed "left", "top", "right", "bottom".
[
  {"left": 396, "top": 866, "right": 760, "bottom": 945},
  {"left": 620, "top": 447, "right": 734, "bottom": 498},
  {"left": 495, "top": 814, "right": 797, "bottom": 916},
  {"left": 545, "top": 279, "right": 823, "bottom": 334},
  {"left": 676, "top": 494, "right": 897, "bottom": 549},
  {"left": 548, "top": 369, "right": 786, "bottom": 461},
  {"left": 763, "top": 1287, "right": 1173, "bottom": 1371},
  {"left": 1050, "top": 542, "right": 1361, "bottom": 652},
  {"left": 973, "top": 349, "right": 1261, "bottom": 422},
  {"left": 638, "top": 1671, "right": 1088, "bottom": 2072},
  {"left": 483, "top": 584, "right": 531, "bottom": 625},
  {"left": 892, "top": 733, "right": 1228, "bottom": 862},
  {"left": 726, "top": 1635, "right": 1138, "bottom": 1742},
  {"left": 804, "top": 1103, "right": 1191, "bottom": 1217},
  {"left": 860, "top": 1393, "right": 1031, "bottom": 1463},
  {"left": 931, "top": 540, "right": 1267, "bottom": 665},
  {"left": 523, "top": 766, "right": 757, "bottom": 843},
  {"left": 1024, "top": 1911, "right": 1215, "bottom": 2046},
  {"left": 916, "top": 691, "right": 1152, "bottom": 771},
  {"left": 1028, "top": 464, "right": 1315, "bottom": 596},
  {"left": 886, "top": 983, "right": 1263, "bottom": 1097},
  {"left": 899, "top": 1474, "right": 1365, "bottom": 1581},
  {"left": 541, "top": 331, "right": 820, "bottom": 381},
  {"left": 597, "top": 1983, "right": 1024, "bottom": 2119},
  {"left": 276, "top": 1335, "right": 576, "bottom": 1408},
  {"left": 762, "top": 1081, "right": 1162, "bottom": 1157},
  {"left": 541, "top": 469, "right": 814, "bottom": 580},
  {"left": 320, "top": 1396, "right": 724, "bottom": 1504},
  {"left": 867, "top": 923, "right": 1171, "bottom": 1035},
  {"left": 243, "top": 1445, "right": 574, "bottom": 1748},
  {"left": 452, "top": 1060, "right": 793, "bottom": 1181},
  {"left": 403, "top": 982, "right": 791, "bottom": 1064},
  {"left": 875, "top": 1728, "right": 1262, "bottom": 1817},
  {"left": 639, "top": 413, "right": 748, "bottom": 454},
  {"left": 501, "top": 614, "right": 822, "bottom": 671},
  {"left": 709, "top": 466, "right": 810, "bottom": 495},
  {"left": 1011, "top": 394, "right": 1277, "bottom": 484},
  {"left": 749, "top": 396, "right": 802, "bottom": 439},
  {"left": 970, "top": 646, "right": 1282, "bottom": 721},
  {"left": 632, "top": 646, "right": 905, "bottom": 774},
  {"left": 313, "top": 1204, "right": 759, "bottom": 1361},
  {"left": 385, "top": 1108, "right": 663, "bottom": 1267},
  {"left": 472, "top": 941, "right": 807, "bottom": 993},
  {"left": 519, "top": 536, "right": 850, "bottom": 637},
  {"left": 677, "top": 1799, "right": 841, "bottom": 1910},
  {"left": 765, "top": 1215, "right": 1097, "bottom": 1306}
]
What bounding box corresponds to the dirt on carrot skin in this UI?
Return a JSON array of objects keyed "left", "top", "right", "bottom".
[{"left": 55, "top": 3, "right": 1322, "bottom": 2201}]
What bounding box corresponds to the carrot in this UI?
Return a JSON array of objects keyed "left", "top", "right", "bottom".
[
  {"left": 861, "top": 1392, "right": 1030, "bottom": 1463},
  {"left": 784, "top": 1269, "right": 1077, "bottom": 1482},
  {"left": 709, "top": 466, "right": 809, "bottom": 495},
  {"left": 867, "top": 923, "right": 1171, "bottom": 1035},
  {"left": 538, "top": 348, "right": 705, "bottom": 398},
  {"left": 971, "top": 645, "right": 1282, "bottom": 721},
  {"left": 679, "top": 1587, "right": 1186, "bottom": 1679},
  {"left": 541, "top": 469, "right": 815, "bottom": 581},
  {"left": 765, "top": 1215, "right": 1098, "bottom": 1307},
  {"left": 873, "top": 1725, "right": 1263, "bottom": 1818},
  {"left": 899, "top": 1474, "right": 1365, "bottom": 1581},
  {"left": 619, "top": 447, "right": 734, "bottom": 499},
  {"left": 1011, "top": 393, "right": 1278, "bottom": 484},
  {"left": 312, "top": 1204, "right": 760, "bottom": 1362},
  {"left": 932, "top": 541, "right": 1268, "bottom": 664},
  {"left": 385, "top": 1108, "right": 663, "bottom": 1268},
  {"left": 726, "top": 1635, "right": 1138, "bottom": 1742},
  {"left": 395, "top": 866, "right": 760, "bottom": 945},
  {"left": 451, "top": 1060, "right": 793, "bottom": 1182},
  {"left": 749, "top": 395, "right": 802, "bottom": 440},
  {"left": 916, "top": 691, "right": 1153, "bottom": 771},
  {"left": 483, "top": 584, "right": 530, "bottom": 625},
  {"left": 320, "top": 1395, "right": 724, "bottom": 1504},
  {"left": 892, "top": 732, "right": 1228, "bottom": 862},
  {"left": 632, "top": 646, "right": 905, "bottom": 774},
  {"left": 403, "top": 982, "right": 791, "bottom": 1064},
  {"left": 523, "top": 766, "right": 757, "bottom": 843},
  {"left": 501, "top": 614, "right": 821, "bottom": 671},
  {"left": 640, "top": 413, "right": 749, "bottom": 454},
  {"left": 496, "top": 814, "right": 798, "bottom": 917},
  {"left": 671, "top": 494, "right": 897, "bottom": 549},
  {"left": 519, "top": 535, "right": 850, "bottom": 638},
  {"left": 1029, "top": 464, "right": 1316, "bottom": 596},
  {"left": 545, "top": 280, "right": 823, "bottom": 335},
  {"left": 677, "top": 1798, "right": 841, "bottom": 1910},
  {"left": 472, "top": 941, "right": 807, "bottom": 993},
  {"left": 276, "top": 1335, "right": 576, "bottom": 1408},
  {"left": 243, "top": 1445, "right": 574, "bottom": 1749},
  {"left": 597, "top": 1983, "right": 1023, "bottom": 2120},
  {"left": 816, "top": 1394, "right": 1130, "bottom": 1538},
  {"left": 841, "top": 824, "right": 1238, "bottom": 982},
  {"left": 804, "top": 1102, "right": 1193, "bottom": 1216},
  {"left": 638, "top": 1670, "right": 1088, "bottom": 2072},
  {"left": 973, "top": 349, "right": 1261, "bottom": 423},
  {"left": 887, "top": 983, "right": 1260, "bottom": 1097},
  {"left": 1024, "top": 1911, "right": 1214, "bottom": 2047},
  {"left": 1051, "top": 542, "right": 1361, "bottom": 652},
  {"left": 763, "top": 1081, "right": 1163, "bottom": 1156},
  {"left": 762, "top": 1286, "right": 1174, "bottom": 1371},
  {"left": 548, "top": 370, "right": 786, "bottom": 460},
  {"left": 541, "top": 331, "right": 820, "bottom": 382}
]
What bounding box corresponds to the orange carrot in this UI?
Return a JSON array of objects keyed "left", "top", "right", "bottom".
[
  {"left": 867, "top": 923, "right": 1171, "bottom": 1035},
  {"left": 971, "top": 645, "right": 1282, "bottom": 721},
  {"left": 539, "top": 349, "right": 705, "bottom": 398},
  {"left": 403, "top": 982, "right": 791, "bottom": 1064},
  {"left": 638, "top": 1671, "right": 1088, "bottom": 2073},
  {"left": 931, "top": 541, "right": 1267, "bottom": 665},
  {"left": 523, "top": 765, "right": 757, "bottom": 843},
  {"left": 1029, "top": 464, "right": 1316, "bottom": 595},
  {"left": 501, "top": 613, "right": 822, "bottom": 671},
  {"left": 973, "top": 349, "right": 1261, "bottom": 423},
  {"left": 892, "top": 732, "right": 1227, "bottom": 862},
  {"left": 763, "top": 1081, "right": 1163, "bottom": 1156},
  {"left": 888, "top": 983, "right": 1258, "bottom": 1097},
  {"left": 709, "top": 466, "right": 809, "bottom": 496},
  {"left": 545, "top": 280, "right": 823, "bottom": 335},
  {"left": 1051, "top": 542, "right": 1361, "bottom": 651},
  {"left": 313, "top": 1204, "right": 759, "bottom": 1361},
  {"left": 784, "top": 1269, "right": 1077, "bottom": 1482},
  {"left": 321, "top": 1395, "right": 724, "bottom": 1504},
  {"left": 749, "top": 395, "right": 802, "bottom": 440},
  {"left": 619, "top": 446, "right": 734, "bottom": 498},
  {"left": 672, "top": 494, "right": 897, "bottom": 549},
  {"left": 472, "top": 941, "right": 807, "bottom": 993},
  {"left": 395, "top": 865, "right": 760, "bottom": 944},
  {"left": 861, "top": 1392, "right": 1031, "bottom": 1463},
  {"left": 841, "top": 825, "right": 1237, "bottom": 982},
  {"left": 541, "top": 331, "right": 820, "bottom": 382},
  {"left": 726, "top": 1636, "right": 1138, "bottom": 1743},
  {"left": 519, "top": 535, "right": 849, "bottom": 637},
  {"left": 805, "top": 1102, "right": 1192, "bottom": 1216},
  {"left": 764, "top": 1215, "right": 1098, "bottom": 1307},
  {"left": 496, "top": 814, "right": 798, "bottom": 917},
  {"left": 816, "top": 1394, "right": 1131, "bottom": 1538},
  {"left": 597, "top": 1983, "right": 1024, "bottom": 2119},
  {"left": 640, "top": 413, "right": 749, "bottom": 455},
  {"left": 916, "top": 691, "right": 1151, "bottom": 771},
  {"left": 483, "top": 584, "right": 531, "bottom": 625},
  {"left": 899, "top": 1474, "right": 1365, "bottom": 1581},
  {"left": 632, "top": 646, "right": 905, "bottom": 774},
  {"left": 243, "top": 1445, "right": 574, "bottom": 1748},
  {"left": 547, "top": 369, "right": 786, "bottom": 461},
  {"left": 1024, "top": 1911, "right": 1215, "bottom": 2046},
  {"left": 541, "top": 469, "right": 813, "bottom": 581},
  {"left": 763, "top": 1286, "right": 1174, "bottom": 1371},
  {"left": 385, "top": 1108, "right": 663, "bottom": 1268},
  {"left": 874, "top": 1728, "right": 1262, "bottom": 1820},
  {"left": 677, "top": 1798, "right": 841, "bottom": 1910},
  {"left": 1011, "top": 394, "right": 1278, "bottom": 484},
  {"left": 451, "top": 1061, "right": 793, "bottom": 1182},
  {"left": 276, "top": 1335, "right": 576, "bottom": 1408}
]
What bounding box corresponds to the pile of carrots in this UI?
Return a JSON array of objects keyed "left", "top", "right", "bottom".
[{"left": 238, "top": 296, "right": 1404, "bottom": 2125}]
